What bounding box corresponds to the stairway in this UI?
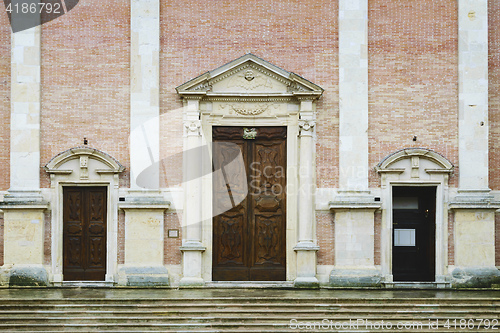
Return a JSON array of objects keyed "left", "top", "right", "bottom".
[{"left": 0, "top": 289, "right": 498, "bottom": 332}]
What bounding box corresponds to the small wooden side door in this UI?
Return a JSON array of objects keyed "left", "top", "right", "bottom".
[
  {"left": 63, "top": 187, "right": 107, "bottom": 281},
  {"left": 392, "top": 186, "right": 435, "bottom": 282}
]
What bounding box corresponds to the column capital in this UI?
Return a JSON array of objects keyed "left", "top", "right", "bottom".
[
  {"left": 298, "top": 120, "right": 315, "bottom": 137},
  {"left": 184, "top": 120, "right": 202, "bottom": 136}
]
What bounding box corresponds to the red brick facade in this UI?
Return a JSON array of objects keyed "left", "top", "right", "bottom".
[
  {"left": 489, "top": 0, "right": 500, "bottom": 190},
  {"left": 368, "top": 0, "right": 459, "bottom": 188},
  {"left": 0, "top": 10, "right": 10, "bottom": 192},
  {"left": 0, "top": 0, "right": 499, "bottom": 283},
  {"left": 39, "top": 0, "right": 131, "bottom": 188},
  {"left": 316, "top": 211, "right": 335, "bottom": 266},
  {"left": 160, "top": 0, "right": 339, "bottom": 188},
  {"left": 164, "top": 212, "right": 182, "bottom": 265}
]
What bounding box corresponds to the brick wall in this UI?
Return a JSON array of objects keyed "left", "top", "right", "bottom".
[
  {"left": 496, "top": 213, "right": 500, "bottom": 266},
  {"left": 117, "top": 210, "right": 124, "bottom": 265},
  {"left": 0, "top": 4, "right": 10, "bottom": 191},
  {"left": 164, "top": 212, "right": 182, "bottom": 265},
  {"left": 44, "top": 211, "right": 51, "bottom": 265},
  {"left": 316, "top": 211, "right": 335, "bottom": 265},
  {"left": 374, "top": 210, "right": 382, "bottom": 265},
  {"left": 0, "top": 214, "right": 3, "bottom": 266},
  {"left": 489, "top": 0, "right": 500, "bottom": 190},
  {"left": 39, "top": 0, "right": 130, "bottom": 188},
  {"left": 368, "top": 0, "right": 459, "bottom": 188},
  {"left": 160, "top": 0, "right": 339, "bottom": 188},
  {"left": 448, "top": 211, "right": 455, "bottom": 265}
]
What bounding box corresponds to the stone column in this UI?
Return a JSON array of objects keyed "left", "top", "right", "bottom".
[
  {"left": 449, "top": 0, "right": 500, "bottom": 288},
  {"left": 329, "top": 0, "right": 381, "bottom": 287},
  {"left": 180, "top": 98, "right": 206, "bottom": 286},
  {"left": 293, "top": 99, "right": 319, "bottom": 288},
  {"left": 130, "top": 0, "right": 160, "bottom": 190}
]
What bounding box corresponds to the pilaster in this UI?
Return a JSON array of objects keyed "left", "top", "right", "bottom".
[
  {"left": 294, "top": 99, "right": 319, "bottom": 288},
  {"left": 338, "top": 0, "right": 369, "bottom": 193},
  {"left": 180, "top": 98, "right": 206, "bottom": 286},
  {"left": 130, "top": 0, "right": 160, "bottom": 189},
  {"left": 450, "top": 0, "right": 500, "bottom": 287},
  {"left": 8, "top": 11, "right": 41, "bottom": 201},
  {"left": 328, "top": 0, "right": 381, "bottom": 287},
  {"left": 457, "top": 0, "right": 488, "bottom": 193}
]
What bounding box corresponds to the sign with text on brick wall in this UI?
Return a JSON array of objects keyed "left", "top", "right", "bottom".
[{"left": 3, "top": 0, "right": 79, "bottom": 33}]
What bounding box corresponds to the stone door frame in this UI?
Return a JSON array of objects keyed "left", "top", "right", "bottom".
[
  {"left": 376, "top": 148, "right": 454, "bottom": 285},
  {"left": 45, "top": 147, "right": 124, "bottom": 284},
  {"left": 176, "top": 54, "right": 323, "bottom": 285}
]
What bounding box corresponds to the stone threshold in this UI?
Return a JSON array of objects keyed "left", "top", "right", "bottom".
[
  {"left": 384, "top": 281, "right": 451, "bottom": 289},
  {"left": 205, "top": 281, "right": 294, "bottom": 288}
]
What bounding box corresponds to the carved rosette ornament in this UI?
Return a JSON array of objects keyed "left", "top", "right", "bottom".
[
  {"left": 298, "top": 120, "right": 315, "bottom": 137},
  {"left": 184, "top": 121, "right": 201, "bottom": 136}
]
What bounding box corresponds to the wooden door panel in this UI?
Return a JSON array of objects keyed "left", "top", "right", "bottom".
[
  {"left": 213, "top": 126, "right": 286, "bottom": 281},
  {"left": 63, "top": 187, "right": 107, "bottom": 281},
  {"left": 254, "top": 215, "right": 283, "bottom": 265}
]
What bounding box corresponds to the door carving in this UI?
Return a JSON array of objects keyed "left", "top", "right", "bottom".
[
  {"left": 63, "top": 187, "right": 107, "bottom": 281},
  {"left": 212, "top": 126, "right": 286, "bottom": 281}
]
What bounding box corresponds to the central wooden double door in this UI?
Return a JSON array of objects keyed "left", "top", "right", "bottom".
[
  {"left": 212, "top": 126, "right": 287, "bottom": 281},
  {"left": 63, "top": 187, "right": 107, "bottom": 281}
]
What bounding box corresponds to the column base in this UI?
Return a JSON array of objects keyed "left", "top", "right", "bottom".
[
  {"left": 329, "top": 268, "right": 382, "bottom": 287},
  {"left": 180, "top": 242, "right": 206, "bottom": 287},
  {"left": 293, "top": 276, "right": 319, "bottom": 288},
  {"left": 294, "top": 242, "right": 319, "bottom": 289},
  {"left": 7, "top": 265, "right": 49, "bottom": 287},
  {"left": 179, "top": 277, "right": 205, "bottom": 287},
  {"left": 451, "top": 267, "right": 500, "bottom": 288},
  {"left": 117, "top": 266, "right": 169, "bottom": 286}
]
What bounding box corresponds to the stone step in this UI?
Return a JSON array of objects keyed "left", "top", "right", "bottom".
[
  {"left": 0, "top": 308, "right": 498, "bottom": 317},
  {"left": 0, "top": 302, "right": 500, "bottom": 313},
  {"left": 0, "top": 315, "right": 498, "bottom": 322},
  {"left": 0, "top": 322, "right": 498, "bottom": 332},
  {"left": 1, "top": 296, "right": 499, "bottom": 304},
  {"left": 0, "top": 291, "right": 498, "bottom": 332}
]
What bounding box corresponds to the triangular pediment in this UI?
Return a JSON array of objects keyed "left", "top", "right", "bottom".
[{"left": 176, "top": 54, "right": 323, "bottom": 99}]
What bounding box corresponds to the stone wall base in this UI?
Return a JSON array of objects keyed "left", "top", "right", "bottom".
[
  {"left": 117, "top": 266, "right": 169, "bottom": 286},
  {"left": 329, "top": 268, "right": 382, "bottom": 287},
  {"left": 2, "top": 265, "right": 49, "bottom": 286},
  {"left": 451, "top": 267, "right": 500, "bottom": 288}
]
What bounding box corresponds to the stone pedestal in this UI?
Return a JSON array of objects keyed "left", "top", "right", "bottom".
[
  {"left": 329, "top": 202, "right": 381, "bottom": 287},
  {"left": 0, "top": 204, "right": 49, "bottom": 286},
  {"left": 118, "top": 201, "right": 170, "bottom": 286},
  {"left": 450, "top": 205, "right": 500, "bottom": 287}
]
